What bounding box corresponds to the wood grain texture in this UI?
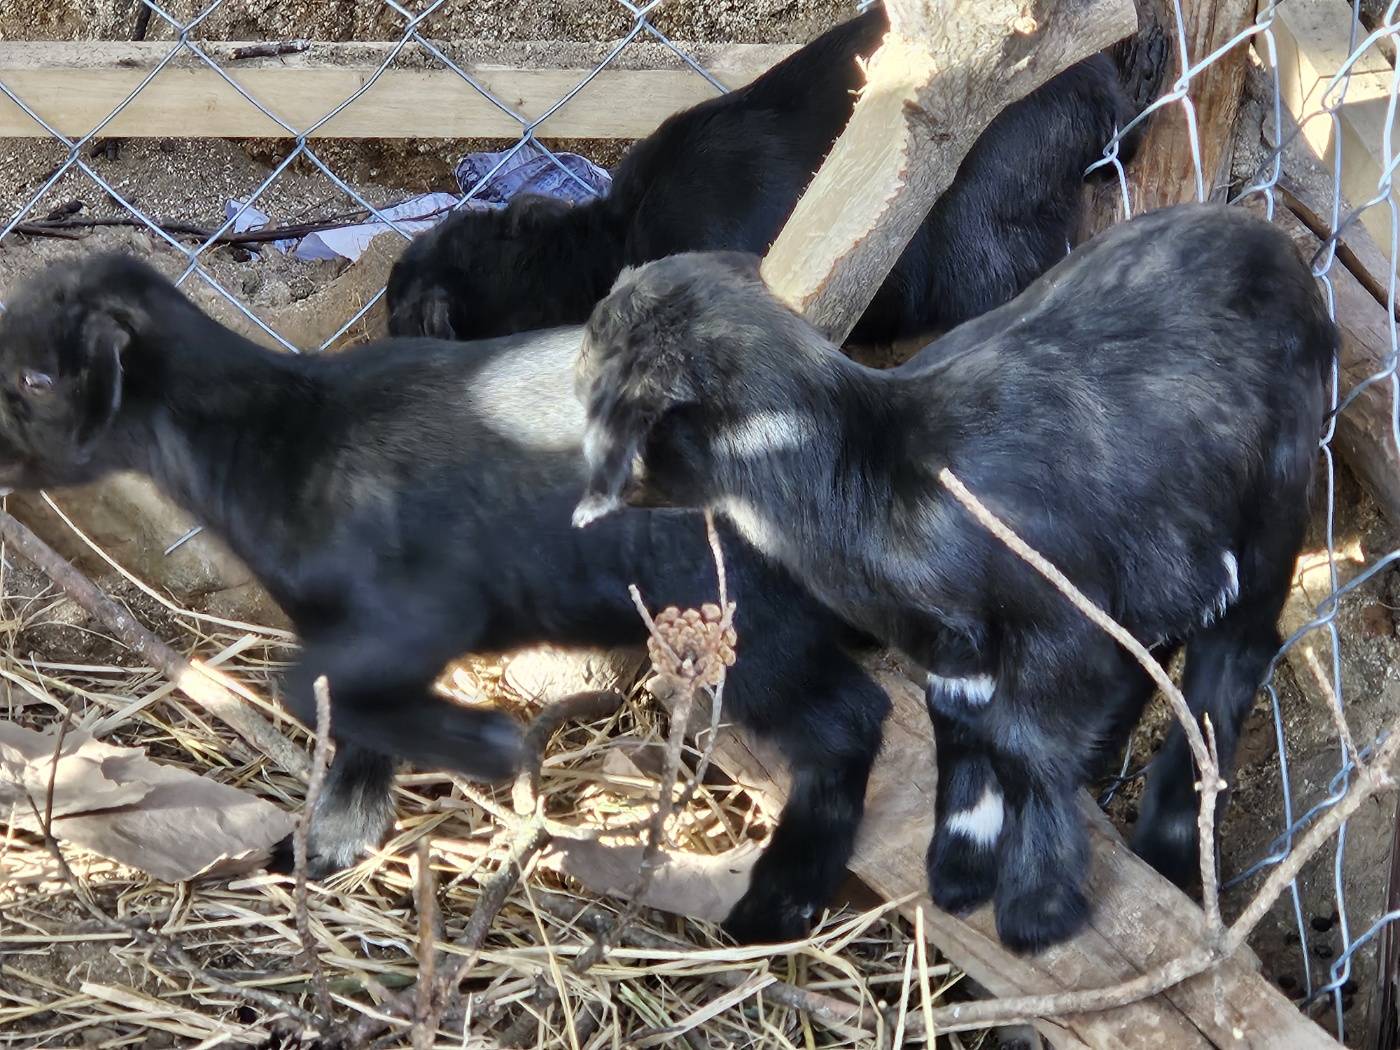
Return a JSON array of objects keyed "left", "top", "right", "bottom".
[
  {"left": 0, "top": 40, "right": 794, "bottom": 139},
  {"left": 1274, "top": 207, "right": 1400, "bottom": 524},
  {"left": 1273, "top": 0, "right": 1400, "bottom": 264}
]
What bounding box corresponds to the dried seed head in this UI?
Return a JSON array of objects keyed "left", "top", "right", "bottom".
[{"left": 647, "top": 602, "right": 737, "bottom": 688}]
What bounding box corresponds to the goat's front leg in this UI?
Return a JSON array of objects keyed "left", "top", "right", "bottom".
[
  {"left": 987, "top": 745, "right": 1090, "bottom": 953},
  {"left": 925, "top": 678, "right": 1005, "bottom": 916},
  {"left": 983, "top": 645, "right": 1146, "bottom": 953}
]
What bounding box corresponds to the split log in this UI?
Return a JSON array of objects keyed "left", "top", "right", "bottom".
[{"left": 760, "top": 0, "right": 1139, "bottom": 344}]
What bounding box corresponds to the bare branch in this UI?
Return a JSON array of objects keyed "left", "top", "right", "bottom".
[{"left": 292, "top": 676, "right": 335, "bottom": 1024}]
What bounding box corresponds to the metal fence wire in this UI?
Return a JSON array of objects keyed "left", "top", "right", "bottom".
[{"left": 1, "top": 0, "right": 1399, "bottom": 1044}]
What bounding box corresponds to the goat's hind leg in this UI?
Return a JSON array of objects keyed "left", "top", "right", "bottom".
[
  {"left": 722, "top": 651, "right": 889, "bottom": 944},
  {"left": 269, "top": 744, "right": 398, "bottom": 878},
  {"left": 1131, "top": 547, "right": 1294, "bottom": 888}
]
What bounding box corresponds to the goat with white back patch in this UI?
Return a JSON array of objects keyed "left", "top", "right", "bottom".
[
  {"left": 572, "top": 203, "right": 1337, "bottom": 952},
  {"left": 0, "top": 254, "right": 890, "bottom": 944},
  {"left": 385, "top": 5, "right": 1165, "bottom": 345}
]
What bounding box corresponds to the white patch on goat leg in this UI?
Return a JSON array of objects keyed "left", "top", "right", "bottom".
[
  {"left": 945, "top": 786, "right": 1005, "bottom": 847},
  {"left": 1202, "top": 549, "right": 1241, "bottom": 626},
  {"left": 926, "top": 672, "right": 996, "bottom": 706}
]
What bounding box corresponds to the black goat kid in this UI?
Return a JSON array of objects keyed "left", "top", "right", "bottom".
[
  {"left": 0, "top": 255, "right": 889, "bottom": 944},
  {"left": 386, "top": 6, "right": 1163, "bottom": 345},
  {"left": 572, "top": 203, "right": 1337, "bottom": 953}
]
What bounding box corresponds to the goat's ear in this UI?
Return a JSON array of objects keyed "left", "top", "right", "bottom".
[
  {"left": 572, "top": 406, "right": 650, "bottom": 528},
  {"left": 73, "top": 310, "right": 128, "bottom": 452}
]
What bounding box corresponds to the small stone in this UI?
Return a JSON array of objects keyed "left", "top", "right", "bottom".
[{"left": 81, "top": 1027, "right": 117, "bottom": 1047}]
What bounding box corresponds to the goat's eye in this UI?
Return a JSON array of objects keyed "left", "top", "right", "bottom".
[{"left": 20, "top": 370, "right": 54, "bottom": 396}]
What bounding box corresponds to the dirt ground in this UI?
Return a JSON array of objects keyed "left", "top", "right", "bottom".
[{"left": 0, "top": 0, "right": 853, "bottom": 46}]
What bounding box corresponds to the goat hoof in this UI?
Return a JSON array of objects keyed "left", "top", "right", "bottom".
[
  {"left": 993, "top": 877, "right": 1089, "bottom": 954},
  {"left": 267, "top": 833, "right": 360, "bottom": 880},
  {"left": 927, "top": 834, "right": 997, "bottom": 915},
  {"left": 723, "top": 888, "right": 818, "bottom": 945}
]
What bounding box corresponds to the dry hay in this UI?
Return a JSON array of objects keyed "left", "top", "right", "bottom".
[{"left": 0, "top": 524, "right": 967, "bottom": 1049}]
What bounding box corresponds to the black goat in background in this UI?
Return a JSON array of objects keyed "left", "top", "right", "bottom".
[
  {"left": 572, "top": 203, "right": 1336, "bottom": 952},
  {"left": 386, "top": 5, "right": 1165, "bottom": 345},
  {"left": 0, "top": 255, "right": 889, "bottom": 945}
]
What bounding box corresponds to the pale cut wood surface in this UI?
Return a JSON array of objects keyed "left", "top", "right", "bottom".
[
  {"left": 1273, "top": 0, "right": 1400, "bottom": 266},
  {"left": 761, "top": 0, "right": 1139, "bottom": 343}
]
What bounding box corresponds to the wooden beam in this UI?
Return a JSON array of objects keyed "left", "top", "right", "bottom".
[
  {"left": 760, "top": 0, "right": 1138, "bottom": 344},
  {"left": 1272, "top": 0, "right": 1399, "bottom": 266},
  {"left": 0, "top": 40, "right": 796, "bottom": 139},
  {"left": 1275, "top": 206, "right": 1400, "bottom": 524}
]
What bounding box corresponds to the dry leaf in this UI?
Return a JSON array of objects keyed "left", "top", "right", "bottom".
[
  {"left": 0, "top": 720, "right": 294, "bottom": 881},
  {"left": 543, "top": 835, "right": 763, "bottom": 923}
]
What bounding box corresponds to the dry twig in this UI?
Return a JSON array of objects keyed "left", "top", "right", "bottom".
[
  {"left": 292, "top": 676, "right": 335, "bottom": 1025},
  {"left": 573, "top": 518, "right": 735, "bottom": 973}
]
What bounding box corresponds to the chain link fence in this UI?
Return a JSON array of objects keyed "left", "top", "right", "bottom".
[{"left": 1, "top": 0, "right": 1399, "bottom": 1045}]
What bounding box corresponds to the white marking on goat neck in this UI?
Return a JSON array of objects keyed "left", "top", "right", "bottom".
[
  {"left": 926, "top": 672, "right": 996, "bottom": 706},
  {"left": 470, "top": 328, "right": 587, "bottom": 451},
  {"left": 1202, "top": 550, "right": 1241, "bottom": 626},
  {"left": 715, "top": 411, "right": 814, "bottom": 459},
  {"left": 945, "top": 786, "right": 1004, "bottom": 847},
  {"left": 718, "top": 497, "right": 784, "bottom": 557}
]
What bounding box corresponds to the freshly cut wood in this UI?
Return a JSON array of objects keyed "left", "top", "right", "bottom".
[
  {"left": 761, "top": 0, "right": 1138, "bottom": 344},
  {"left": 0, "top": 40, "right": 795, "bottom": 139},
  {"left": 1273, "top": 0, "right": 1400, "bottom": 265}
]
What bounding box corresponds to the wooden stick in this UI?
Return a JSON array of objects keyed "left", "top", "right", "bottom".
[
  {"left": 761, "top": 0, "right": 1136, "bottom": 343},
  {"left": 0, "top": 508, "right": 309, "bottom": 777},
  {"left": 292, "top": 677, "right": 335, "bottom": 1026}
]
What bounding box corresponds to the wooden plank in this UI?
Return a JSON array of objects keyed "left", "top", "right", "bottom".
[
  {"left": 760, "top": 0, "right": 1138, "bottom": 344},
  {"left": 1275, "top": 206, "right": 1400, "bottom": 524},
  {"left": 0, "top": 40, "right": 796, "bottom": 139},
  {"left": 1272, "top": 0, "right": 1400, "bottom": 265}
]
